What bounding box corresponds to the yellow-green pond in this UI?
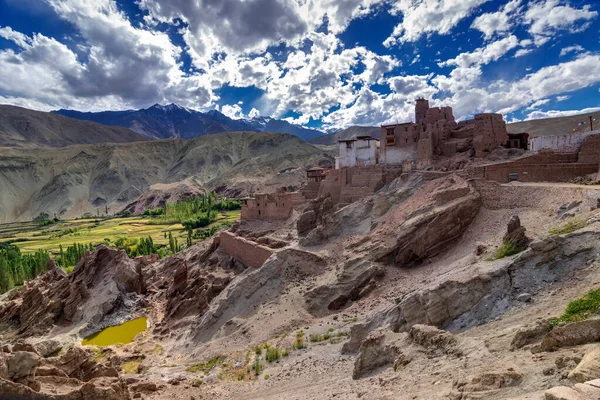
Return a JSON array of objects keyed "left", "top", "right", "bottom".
[{"left": 82, "top": 317, "right": 147, "bottom": 347}]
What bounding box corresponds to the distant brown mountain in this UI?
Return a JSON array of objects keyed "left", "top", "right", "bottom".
[
  {"left": 507, "top": 110, "right": 600, "bottom": 137},
  {"left": 0, "top": 105, "right": 146, "bottom": 148},
  {"left": 0, "top": 131, "right": 334, "bottom": 222}
]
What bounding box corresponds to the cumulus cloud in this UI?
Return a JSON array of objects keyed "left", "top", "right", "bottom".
[
  {"left": 523, "top": 0, "right": 598, "bottom": 45},
  {"left": 471, "top": 0, "right": 522, "bottom": 40},
  {"left": 559, "top": 45, "right": 585, "bottom": 57},
  {"left": 439, "top": 35, "right": 519, "bottom": 68},
  {"left": 384, "top": 0, "right": 489, "bottom": 46},
  {"left": 220, "top": 104, "right": 246, "bottom": 119}
]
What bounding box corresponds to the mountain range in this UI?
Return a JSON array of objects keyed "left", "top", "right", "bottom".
[
  {"left": 0, "top": 105, "right": 145, "bottom": 148},
  {"left": 53, "top": 104, "right": 325, "bottom": 141}
]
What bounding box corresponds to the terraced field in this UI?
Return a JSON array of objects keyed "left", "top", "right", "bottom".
[{"left": 0, "top": 210, "right": 240, "bottom": 256}]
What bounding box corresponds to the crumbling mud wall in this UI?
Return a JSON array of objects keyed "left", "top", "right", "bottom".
[
  {"left": 219, "top": 231, "right": 274, "bottom": 268},
  {"left": 473, "top": 151, "right": 598, "bottom": 183}
]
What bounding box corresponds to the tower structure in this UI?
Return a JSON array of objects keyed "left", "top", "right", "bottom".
[{"left": 415, "top": 98, "right": 429, "bottom": 124}]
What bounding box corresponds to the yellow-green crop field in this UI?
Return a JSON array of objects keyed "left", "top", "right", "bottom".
[{"left": 0, "top": 210, "right": 240, "bottom": 256}]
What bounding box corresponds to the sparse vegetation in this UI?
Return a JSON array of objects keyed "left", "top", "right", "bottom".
[
  {"left": 121, "top": 360, "right": 141, "bottom": 374},
  {"left": 294, "top": 331, "right": 305, "bottom": 350},
  {"left": 549, "top": 218, "right": 587, "bottom": 236},
  {"left": 185, "top": 356, "right": 225, "bottom": 374},
  {"left": 492, "top": 238, "right": 520, "bottom": 260},
  {"left": 550, "top": 288, "right": 600, "bottom": 327},
  {"left": 253, "top": 354, "right": 263, "bottom": 376},
  {"left": 265, "top": 346, "right": 281, "bottom": 362}
]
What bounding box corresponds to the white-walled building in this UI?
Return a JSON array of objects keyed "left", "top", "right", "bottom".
[
  {"left": 528, "top": 129, "right": 600, "bottom": 152},
  {"left": 336, "top": 136, "right": 379, "bottom": 169}
]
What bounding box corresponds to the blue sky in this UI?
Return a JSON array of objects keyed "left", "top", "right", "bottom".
[{"left": 0, "top": 0, "right": 598, "bottom": 130}]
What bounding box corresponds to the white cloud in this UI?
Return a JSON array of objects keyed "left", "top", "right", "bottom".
[
  {"left": 523, "top": 0, "right": 598, "bottom": 46},
  {"left": 514, "top": 48, "right": 533, "bottom": 57},
  {"left": 559, "top": 45, "right": 585, "bottom": 57},
  {"left": 471, "top": 0, "right": 521, "bottom": 40},
  {"left": 525, "top": 98, "right": 550, "bottom": 110},
  {"left": 384, "top": 0, "right": 489, "bottom": 46},
  {"left": 439, "top": 35, "right": 519, "bottom": 68},
  {"left": 525, "top": 107, "right": 600, "bottom": 120},
  {"left": 248, "top": 108, "right": 261, "bottom": 118},
  {"left": 556, "top": 95, "right": 570, "bottom": 101},
  {"left": 220, "top": 104, "right": 246, "bottom": 119}
]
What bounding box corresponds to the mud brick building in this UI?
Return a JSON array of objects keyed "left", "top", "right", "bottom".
[
  {"left": 240, "top": 193, "right": 293, "bottom": 220},
  {"left": 379, "top": 99, "right": 510, "bottom": 167}
]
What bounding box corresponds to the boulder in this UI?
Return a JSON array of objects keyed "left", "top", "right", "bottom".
[
  {"left": 33, "top": 340, "right": 62, "bottom": 358},
  {"left": 450, "top": 369, "right": 522, "bottom": 400},
  {"left": 409, "top": 324, "right": 459, "bottom": 355},
  {"left": 352, "top": 331, "right": 400, "bottom": 379},
  {"left": 34, "top": 365, "right": 69, "bottom": 378},
  {"left": 568, "top": 346, "right": 600, "bottom": 383},
  {"left": 7, "top": 351, "right": 40, "bottom": 381},
  {"left": 503, "top": 215, "right": 530, "bottom": 251},
  {"left": 540, "top": 319, "right": 600, "bottom": 352},
  {"left": 510, "top": 320, "right": 551, "bottom": 350}
]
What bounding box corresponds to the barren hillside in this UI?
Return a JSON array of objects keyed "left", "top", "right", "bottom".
[
  {"left": 0, "top": 105, "right": 146, "bottom": 148},
  {"left": 507, "top": 110, "right": 600, "bottom": 136},
  {"left": 0, "top": 131, "right": 333, "bottom": 222}
]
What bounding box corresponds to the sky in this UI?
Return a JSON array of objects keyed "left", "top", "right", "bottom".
[{"left": 0, "top": 0, "right": 599, "bottom": 130}]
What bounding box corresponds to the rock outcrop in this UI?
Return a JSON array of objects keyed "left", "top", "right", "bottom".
[
  {"left": 304, "top": 258, "right": 385, "bottom": 317},
  {"left": 568, "top": 346, "right": 600, "bottom": 383},
  {"left": 503, "top": 215, "right": 530, "bottom": 251},
  {"left": 450, "top": 369, "right": 522, "bottom": 400},
  {"left": 352, "top": 331, "right": 400, "bottom": 379},
  {"left": 344, "top": 230, "right": 600, "bottom": 353},
  {"left": 0, "top": 246, "right": 147, "bottom": 338},
  {"left": 540, "top": 319, "right": 600, "bottom": 352}
]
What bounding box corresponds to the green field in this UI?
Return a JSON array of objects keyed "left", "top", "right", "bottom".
[{"left": 0, "top": 210, "right": 240, "bottom": 257}]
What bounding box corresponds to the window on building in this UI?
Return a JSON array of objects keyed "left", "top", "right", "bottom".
[
  {"left": 346, "top": 142, "right": 352, "bottom": 149},
  {"left": 386, "top": 128, "right": 394, "bottom": 136},
  {"left": 386, "top": 136, "right": 395, "bottom": 146}
]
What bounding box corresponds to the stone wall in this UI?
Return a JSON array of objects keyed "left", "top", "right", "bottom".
[
  {"left": 219, "top": 231, "right": 274, "bottom": 268},
  {"left": 578, "top": 133, "right": 600, "bottom": 164},
  {"left": 318, "top": 166, "right": 403, "bottom": 207},
  {"left": 240, "top": 193, "right": 293, "bottom": 221}
]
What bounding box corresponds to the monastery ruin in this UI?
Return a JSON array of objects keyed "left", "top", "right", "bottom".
[{"left": 238, "top": 99, "right": 600, "bottom": 224}]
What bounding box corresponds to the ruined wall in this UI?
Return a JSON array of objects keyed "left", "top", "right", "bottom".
[
  {"left": 241, "top": 193, "right": 293, "bottom": 221},
  {"left": 318, "top": 166, "right": 403, "bottom": 206},
  {"left": 478, "top": 162, "right": 598, "bottom": 183},
  {"left": 578, "top": 133, "right": 600, "bottom": 164},
  {"left": 219, "top": 231, "right": 274, "bottom": 268},
  {"left": 473, "top": 179, "right": 600, "bottom": 212},
  {"left": 473, "top": 114, "right": 508, "bottom": 157},
  {"left": 529, "top": 130, "right": 600, "bottom": 152}
]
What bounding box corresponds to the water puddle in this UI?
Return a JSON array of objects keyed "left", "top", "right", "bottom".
[{"left": 82, "top": 317, "right": 147, "bottom": 347}]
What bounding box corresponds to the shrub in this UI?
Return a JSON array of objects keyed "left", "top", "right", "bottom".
[
  {"left": 252, "top": 355, "right": 263, "bottom": 376},
  {"left": 185, "top": 356, "right": 225, "bottom": 374},
  {"left": 550, "top": 288, "right": 600, "bottom": 327},
  {"left": 265, "top": 347, "right": 281, "bottom": 362},
  {"left": 549, "top": 218, "right": 587, "bottom": 236},
  {"left": 493, "top": 238, "right": 520, "bottom": 260}
]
